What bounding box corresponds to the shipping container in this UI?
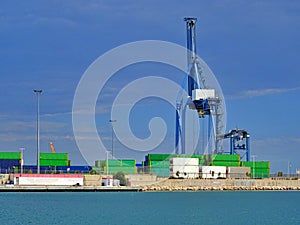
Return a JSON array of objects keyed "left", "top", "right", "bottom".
[
  {"left": 0, "top": 159, "right": 21, "bottom": 169},
  {"left": 149, "top": 160, "right": 170, "bottom": 168},
  {"left": 200, "top": 166, "right": 227, "bottom": 179},
  {"left": 22, "top": 165, "right": 55, "bottom": 174},
  {"left": 170, "top": 157, "right": 199, "bottom": 166},
  {"left": 227, "top": 167, "right": 251, "bottom": 179},
  {"left": 148, "top": 154, "right": 172, "bottom": 161},
  {"left": 150, "top": 167, "right": 169, "bottom": 177},
  {"left": 99, "top": 160, "right": 121, "bottom": 167},
  {"left": 212, "top": 154, "right": 240, "bottom": 162},
  {"left": 120, "top": 159, "right": 136, "bottom": 167},
  {"left": 104, "top": 166, "right": 137, "bottom": 174},
  {"left": 56, "top": 166, "right": 92, "bottom": 173},
  {"left": 251, "top": 168, "right": 270, "bottom": 178},
  {"left": 40, "top": 153, "right": 68, "bottom": 160},
  {"left": 40, "top": 159, "right": 69, "bottom": 167},
  {"left": 147, "top": 154, "right": 203, "bottom": 162},
  {"left": 241, "top": 161, "right": 270, "bottom": 169},
  {"left": 170, "top": 158, "right": 199, "bottom": 179},
  {"left": 14, "top": 174, "right": 84, "bottom": 186},
  {"left": 0, "top": 152, "right": 21, "bottom": 160}
]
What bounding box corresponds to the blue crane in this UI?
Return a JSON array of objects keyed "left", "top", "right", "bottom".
[
  {"left": 175, "top": 18, "right": 224, "bottom": 156},
  {"left": 222, "top": 129, "right": 251, "bottom": 161}
]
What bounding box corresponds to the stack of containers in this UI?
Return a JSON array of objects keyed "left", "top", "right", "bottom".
[
  {"left": 241, "top": 161, "right": 270, "bottom": 178},
  {"left": 56, "top": 166, "right": 92, "bottom": 174},
  {"left": 23, "top": 165, "right": 55, "bottom": 174},
  {"left": 120, "top": 159, "right": 137, "bottom": 174},
  {"left": 40, "top": 153, "right": 69, "bottom": 167},
  {"left": 96, "top": 159, "right": 137, "bottom": 174},
  {"left": 144, "top": 154, "right": 204, "bottom": 177},
  {"left": 0, "top": 152, "right": 21, "bottom": 172},
  {"left": 146, "top": 154, "right": 171, "bottom": 177},
  {"left": 204, "top": 154, "right": 240, "bottom": 167}
]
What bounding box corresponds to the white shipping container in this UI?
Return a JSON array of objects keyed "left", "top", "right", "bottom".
[
  {"left": 170, "top": 158, "right": 199, "bottom": 179},
  {"left": 200, "top": 166, "right": 226, "bottom": 179},
  {"left": 170, "top": 157, "right": 199, "bottom": 166},
  {"left": 227, "top": 167, "right": 250, "bottom": 179},
  {"left": 14, "top": 174, "right": 84, "bottom": 186}
]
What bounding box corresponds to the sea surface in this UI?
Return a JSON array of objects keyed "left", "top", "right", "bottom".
[{"left": 0, "top": 191, "right": 299, "bottom": 225}]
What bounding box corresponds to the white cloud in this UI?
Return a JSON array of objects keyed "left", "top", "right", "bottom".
[
  {"left": 252, "top": 136, "right": 300, "bottom": 146},
  {"left": 42, "top": 111, "right": 72, "bottom": 118},
  {"left": 0, "top": 133, "right": 35, "bottom": 142},
  {"left": 227, "top": 86, "right": 300, "bottom": 99},
  {"left": 0, "top": 114, "right": 8, "bottom": 119}
]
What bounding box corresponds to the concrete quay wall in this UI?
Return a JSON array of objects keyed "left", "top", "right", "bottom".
[{"left": 140, "top": 178, "right": 300, "bottom": 191}]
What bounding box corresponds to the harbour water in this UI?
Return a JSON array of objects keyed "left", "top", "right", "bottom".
[{"left": 0, "top": 191, "right": 299, "bottom": 225}]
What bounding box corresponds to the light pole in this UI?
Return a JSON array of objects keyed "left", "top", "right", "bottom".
[
  {"left": 106, "top": 151, "right": 109, "bottom": 177},
  {"left": 20, "top": 147, "right": 25, "bottom": 175},
  {"left": 288, "top": 161, "right": 292, "bottom": 178},
  {"left": 109, "top": 119, "right": 117, "bottom": 159},
  {"left": 34, "top": 89, "right": 42, "bottom": 174},
  {"left": 251, "top": 155, "right": 256, "bottom": 179}
]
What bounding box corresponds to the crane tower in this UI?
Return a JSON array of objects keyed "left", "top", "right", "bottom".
[{"left": 175, "top": 18, "right": 225, "bottom": 155}]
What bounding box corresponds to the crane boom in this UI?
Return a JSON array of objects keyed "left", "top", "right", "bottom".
[{"left": 48, "top": 142, "right": 56, "bottom": 153}]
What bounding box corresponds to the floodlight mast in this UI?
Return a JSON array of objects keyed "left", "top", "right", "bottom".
[{"left": 34, "top": 89, "right": 42, "bottom": 174}]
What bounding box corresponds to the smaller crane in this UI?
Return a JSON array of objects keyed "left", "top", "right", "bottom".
[
  {"left": 222, "top": 129, "right": 250, "bottom": 161},
  {"left": 48, "top": 142, "right": 56, "bottom": 153}
]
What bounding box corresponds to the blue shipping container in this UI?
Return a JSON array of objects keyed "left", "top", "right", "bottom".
[{"left": 0, "top": 159, "right": 20, "bottom": 169}]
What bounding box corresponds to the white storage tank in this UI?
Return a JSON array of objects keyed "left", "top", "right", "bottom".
[
  {"left": 200, "top": 166, "right": 226, "bottom": 179},
  {"left": 170, "top": 158, "right": 199, "bottom": 179}
]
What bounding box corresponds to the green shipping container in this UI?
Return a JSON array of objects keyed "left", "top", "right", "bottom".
[
  {"left": 149, "top": 160, "right": 170, "bottom": 168},
  {"left": 0, "top": 152, "right": 21, "bottom": 160},
  {"left": 148, "top": 154, "right": 172, "bottom": 161},
  {"left": 251, "top": 168, "right": 270, "bottom": 178},
  {"left": 241, "top": 161, "right": 270, "bottom": 169},
  {"left": 151, "top": 167, "right": 169, "bottom": 177},
  {"left": 213, "top": 154, "right": 240, "bottom": 162},
  {"left": 105, "top": 166, "right": 136, "bottom": 174},
  {"left": 251, "top": 168, "right": 270, "bottom": 174},
  {"left": 40, "top": 153, "right": 68, "bottom": 160},
  {"left": 40, "top": 159, "right": 69, "bottom": 166},
  {"left": 100, "top": 160, "right": 121, "bottom": 167},
  {"left": 120, "top": 159, "right": 136, "bottom": 167},
  {"left": 148, "top": 154, "right": 204, "bottom": 161}
]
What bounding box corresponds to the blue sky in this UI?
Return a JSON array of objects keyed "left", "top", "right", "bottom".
[{"left": 0, "top": 1, "right": 299, "bottom": 173}]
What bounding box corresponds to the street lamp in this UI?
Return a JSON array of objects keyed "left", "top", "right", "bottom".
[
  {"left": 106, "top": 151, "right": 109, "bottom": 177},
  {"left": 251, "top": 155, "right": 257, "bottom": 179},
  {"left": 288, "top": 161, "right": 292, "bottom": 178},
  {"left": 19, "top": 147, "right": 25, "bottom": 175},
  {"left": 34, "top": 89, "right": 42, "bottom": 174},
  {"left": 109, "top": 119, "right": 117, "bottom": 159}
]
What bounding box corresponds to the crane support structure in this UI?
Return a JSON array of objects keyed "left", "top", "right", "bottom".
[
  {"left": 222, "top": 129, "right": 250, "bottom": 161},
  {"left": 175, "top": 18, "right": 224, "bottom": 155}
]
